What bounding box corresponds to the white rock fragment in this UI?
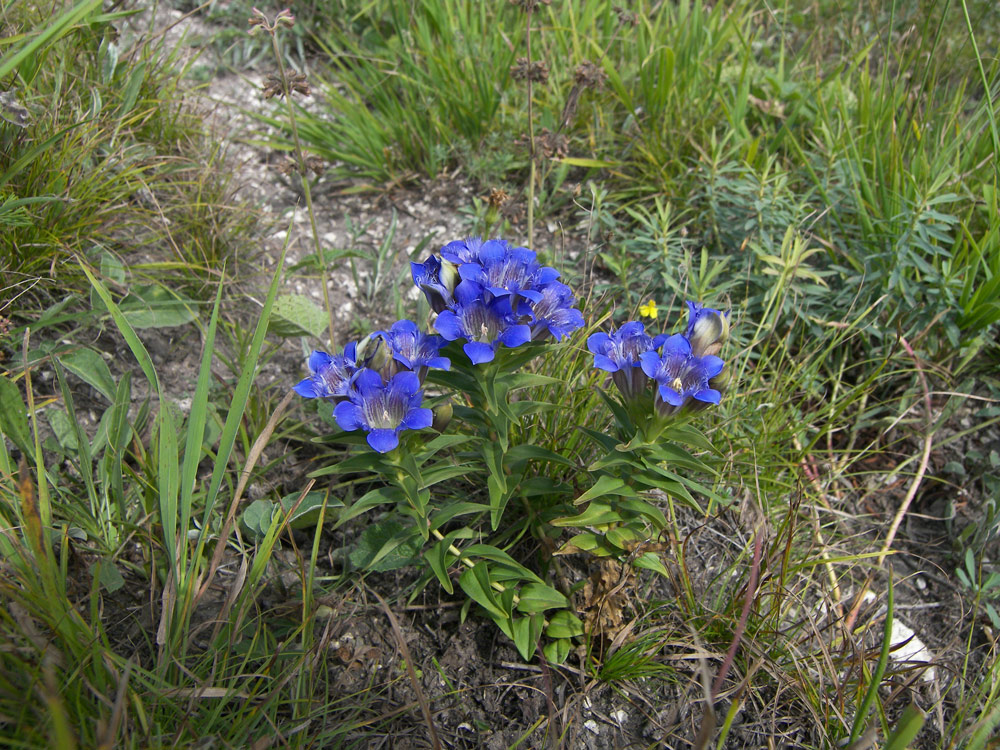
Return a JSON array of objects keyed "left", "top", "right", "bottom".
[
  {"left": 584, "top": 719, "right": 599, "bottom": 735},
  {"left": 890, "top": 619, "right": 937, "bottom": 682},
  {"left": 611, "top": 709, "right": 628, "bottom": 726}
]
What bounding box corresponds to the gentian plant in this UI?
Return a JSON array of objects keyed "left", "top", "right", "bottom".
[{"left": 285, "top": 236, "right": 729, "bottom": 663}]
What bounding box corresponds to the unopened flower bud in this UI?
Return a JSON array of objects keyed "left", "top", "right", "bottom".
[
  {"left": 708, "top": 365, "right": 731, "bottom": 394},
  {"left": 355, "top": 332, "right": 389, "bottom": 375},
  {"left": 686, "top": 302, "right": 729, "bottom": 358},
  {"left": 432, "top": 401, "right": 453, "bottom": 432}
]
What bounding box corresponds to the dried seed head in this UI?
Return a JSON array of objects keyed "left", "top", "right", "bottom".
[
  {"left": 262, "top": 71, "right": 310, "bottom": 99},
  {"left": 509, "top": 0, "right": 551, "bottom": 10},
  {"left": 510, "top": 57, "right": 549, "bottom": 84},
  {"left": 614, "top": 6, "right": 638, "bottom": 26},
  {"left": 574, "top": 60, "right": 607, "bottom": 90},
  {"left": 488, "top": 188, "right": 511, "bottom": 210},
  {"left": 515, "top": 128, "right": 568, "bottom": 159}
]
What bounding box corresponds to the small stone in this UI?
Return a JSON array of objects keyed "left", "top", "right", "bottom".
[
  {"left": 584, "top": 720, "right": 599, "bottom": 735},
  {"left": 612, "top": 710, "right": 628, "bottom": 726}
]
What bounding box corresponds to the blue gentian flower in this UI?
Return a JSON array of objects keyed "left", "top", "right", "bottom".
[
  {"left": 529, "top": 281, "right": 585, "bottom": 341},
  {"left": 410, "top": 254, "right": 458, "bottom": 313},
  {"left": 457, "top": 240, "right": 560, "bottom": 304},
  {"left": 639, "top": 334, "right": 724, "bottom": 413},
  {"left": 440, "top": 236, "right": 487, "bottom": 266},
  {"left": 685, "top": 301, "right": 730, "bottom": 357},
  {"left": 378, "top": 320, "right": 450, "bottom": 381},
  {"left": 293, "top": 346, "right": 359, "bottom": 400},
  {"left": 433, "top": 281, "right": 531, "bottom": 364},
  {"left": 332, "top": 368, "right": 433, "bottom": 453},
  {"left": 587, "top": 321, "right": 663, "bottom": 401}
]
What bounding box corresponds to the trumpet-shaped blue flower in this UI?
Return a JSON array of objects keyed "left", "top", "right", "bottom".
[
  {"left": 440, "top": 236, "right": 487, "bottom": 266},
  {"left": 378, "top": 320, "right": 450, "bottom": 380},
  {"left": 433, "top": 281, "right": 531, "bottom": 364},
  {"left": 639, "top": 334, "right": 724, "bottom": 410},
  {"left": 587, "top": 321, "right": 663, "bottom": 401},
  {"left": 333, "top": 369, "right": 433, "bottom": 453},
  {"left": 457, "top": 239, "right": 560, "bottom": 304},
  {"left": 530, "top": 281, "right": 585, "bottom": 341},
  {"left": 410, "top": 254, "right": 458, "bottom": 313},
  {"left": 293, "top": 346, "right": 359, "bottom": 400}
]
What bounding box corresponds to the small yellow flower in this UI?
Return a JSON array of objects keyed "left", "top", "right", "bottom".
[{"left": 639, "top": 299, "right": 658, "bottom": 319}]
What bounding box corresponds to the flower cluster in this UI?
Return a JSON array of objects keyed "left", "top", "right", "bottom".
[
  {"left": 588, "top": 302, "right": 730, "bottom": 417},
  {"left": 411, "top": 237, "right": 585, "bottom": 364},
  {"left": 294, "top": 321, "right": 450, "bottom": 453}
]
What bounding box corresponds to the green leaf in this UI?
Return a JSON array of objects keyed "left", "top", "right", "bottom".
[
  {"left": 516, "top": 583, "right": 569, "bottom": 614},
  {"left": 59, "top": 347, "right": 116, "bottom": 402},
  {"left": 90, "top": 559, "right": 125, "bottom": 593},
  {"left": 633, "top": 551, "right": 670, "bottom": 577},
  {"left": 504, "top": 444, "right": 576, "bottom": 470},
  {"left": 883, "top": 703, "right": 925, "bottom": 750},
  {"left": 0, "top": 375, "right": 31, "bottom": 454},
  {"left": 545, "top": 610, "right": 584, "bottom": 639},
  {"left": 574, "top": 474, "right": 635, "bottom": 506},
  {"left": 511, "top": 614, "right": 544, "bottom": 661},
  {"left": 543, "top": 637, "right": 571, "bottom": 664},
  {"left": 334, "top": 486, "right": 403, "bottom": 527},
  {"left": 551, "top": 502, "right": 623, "bottom": 528},
  {"left": 425, "top": 529, "right": 471, "bottom": 595},
  {"left": 462, "top": 544, "right": 544, "bottom": 584},
  {"left": 278, "top": 490, "right": 341, "bottom": 529},
  {"left": 459, "top": 561, "right": 507, "bottom": 620},
  {"left": 269, "top": 293, "right": 329, "bottom": 338},
  {"left": 120, "top": 284, "right": 197, "bottom": 328},
  {"left": 239, "top": 499, "right": 275, "bottom": 539},
  {"left": 556, "top": 157, "right": 618, "bottom": 168},
  {"left": 349, "top": 520, "right": 421, "bottom": 571},
  {"left": 45, "top": 407, "right": 78, "bottom": 452}
]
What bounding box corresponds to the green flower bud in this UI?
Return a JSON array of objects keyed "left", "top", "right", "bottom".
[
  {"left": 432, "top": 401, "right": 453, "bottom": 432},
  {"left": 686, "top": 302, "right": 729, "bottom": 358},
  {"left": 355, "top": 332, "right": 389, "bottom": 374}
]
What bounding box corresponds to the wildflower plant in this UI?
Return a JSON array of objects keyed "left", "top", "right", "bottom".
[{"left": 291, "top": 236, "right": 728, "bottom": 662}]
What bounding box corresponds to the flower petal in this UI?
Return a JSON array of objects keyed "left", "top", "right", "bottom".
[
  {"left": 307, "top": 350, "right": 333, "bottom": 374},
  {"left": 401, "top": 407, "right": 433, "bottom": 430},
  {"left": 693, "top": 388, "right": 721, "bottom": 404},
  {"left": 367, "top": 429, "right": 399, "bottom": 453},
  {"left": 499, "top": 324, "right": 531, "bottom": 349},
  {"left": 433, "top": 311, "right": 464, "bottom": 341},
  {"left": 293, "top": 378, "right": 323, "bottom": 398},
  {"left": 464, "top": 341, "right": 495, "bottom": 364},
  {"left": 333, "top": 401, "right": 363, "bottom": 431}
]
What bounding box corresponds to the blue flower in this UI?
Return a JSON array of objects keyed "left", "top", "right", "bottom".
[
  {"left": 378, "top": 320, "right": 450, "bottom": 380},
  {"left": 529, "top": 281, "right": 585, "bottom": 341},
  {"left": 433, "top": 281, "right": 531, "bottom": 364},
  {"left": 332, "top": 369, "right": 433, "bottom": 453},
  {"left": 457, "top": 239, "right": 560, "bottom": 304},
  {"left": 440, "top": 236, "right": 487, "bottom": 266},
  {"left": 685, "top": 301, "right": 730, "bottom": 357},
  {"left": 410, "top": 254, "right": 458, "bottom": 313},
  {"left": 587, "top": 321, "right": 663, "bottom": 401},
  {"left": 293, "top": 346, "right": 359, "bottom": 400},
  {"left": 639, "top": 334, "right": 724, "bottom": 413}
]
